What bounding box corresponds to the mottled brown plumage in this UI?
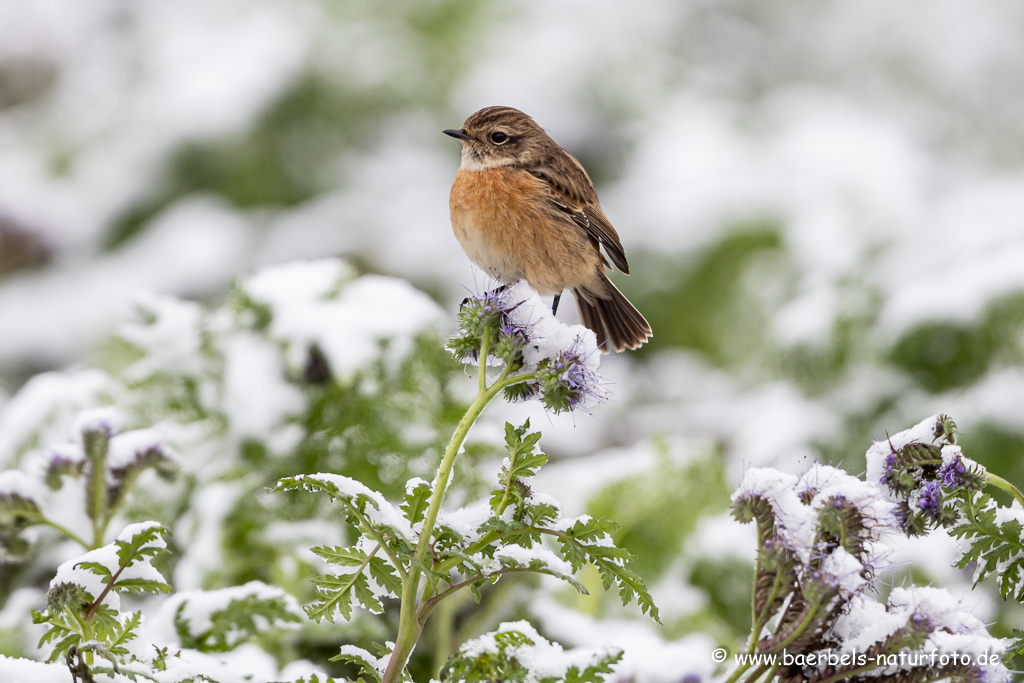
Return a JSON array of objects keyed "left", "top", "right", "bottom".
[{"left": 444, "top": 106, "right": 651, "bottom": 352}]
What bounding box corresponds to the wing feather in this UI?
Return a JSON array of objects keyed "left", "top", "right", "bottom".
[{"left": 525, "top": 151, "right": 630, "bottom": 274}]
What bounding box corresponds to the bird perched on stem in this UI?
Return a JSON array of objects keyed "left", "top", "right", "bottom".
[{"left": 444, "top": 106, "right": 652, "bottom": 353}]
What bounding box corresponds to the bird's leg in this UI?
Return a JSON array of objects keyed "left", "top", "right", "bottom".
[{"left": 551, "top": 293, "right": 561, "bottom": 315}]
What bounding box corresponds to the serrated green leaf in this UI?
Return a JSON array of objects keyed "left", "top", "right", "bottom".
[
  {"left": 312, "top": 545, "right": 369, "bottom": 567},
  {"left": 308, "top": 571, "right": 380, "bottom": 622},
  {"left": 950, "top": 490, "right": 1024, "bottom": 601},
  {"left": 112, "top": 578, "right": 173, "bottom": 595},
  {"left": 491, "top": 421, "right": 549, "bottom": 516},
  {"left": 352, "top": 573, "right": 382, "bottom": 614},
  {"left": 1005, "top": 630, "right": 1024, "bottom": 659},
  {"left": 76, "top": 561, "right": 113, "bottom": 582},
  {"left": 401, "top": 479, "right": 432, "bottom": 525},
  {"left": 108, "top": 611, "right": 142, "bottom": 656},
  {"left": 553, "top": 517, "right": 659, "bottom": 622},
  {"left": 114, "top": 524, "right": 168, "bottom": 568},
  {"left": 442, "top": 627, "right": 621, "bottom": 683},
  {"left": 493, "top": 550, "right": 588, "bottom": 595},
  {"left": 175, "top": 590, "right": 302, "bottom": 652},
  {"left": 564, "top": 517, "right": 620, "bottom": 542},
  {"left": 368, "top": 556, "right": 402, "bottom": 596}
]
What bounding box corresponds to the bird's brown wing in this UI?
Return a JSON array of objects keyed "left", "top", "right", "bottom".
[{"left": 525, "top": 150, "right": 630, "bottom": 275}]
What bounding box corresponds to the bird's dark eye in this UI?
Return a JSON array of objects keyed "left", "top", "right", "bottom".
[{"left": 490, "top": 131, "right": 509, "bottom": 144}]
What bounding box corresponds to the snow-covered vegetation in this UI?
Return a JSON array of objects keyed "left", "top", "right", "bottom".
[{"left": 3, "top": 1, "right": 1024, "bottom": 682}]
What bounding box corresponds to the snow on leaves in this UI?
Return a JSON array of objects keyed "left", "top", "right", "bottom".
[
  {"left": 34, "top": 522, "right": 171, "bottom": 664},
  {"left": 170, "top": 582, "right": 303, "bottom": 652},
  {"left": 275, "top": 420, "right": 658, "bottom": 629},
  {"left": 441, "top": 622, "right": 621, "bottom": 683}
]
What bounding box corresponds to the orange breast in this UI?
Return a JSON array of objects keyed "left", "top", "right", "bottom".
[{"left": 448, "top": 167, "right": 599, "bottom": 294}]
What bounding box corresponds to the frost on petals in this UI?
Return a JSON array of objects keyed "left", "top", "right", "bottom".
[{"left": 449, "top": 281, "right": 606, "bottom": 414}]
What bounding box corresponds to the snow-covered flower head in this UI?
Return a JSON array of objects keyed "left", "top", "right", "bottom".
[
  {"left": 866, "top": 415, "right": 984, "bottom": 535},
  {"left": 732, "top": 460, "right": 1010, "bottom": 682},
  {"left": 449, "top": 282, "right": 606, "bottom": 413},
  {"left": 732, "top": 464, "right": 896, "bottom": 575}
]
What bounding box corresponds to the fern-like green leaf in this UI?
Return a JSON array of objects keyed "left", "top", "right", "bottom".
[{"left": 950, "top": 490, "right": 1024, "bottom": 600}]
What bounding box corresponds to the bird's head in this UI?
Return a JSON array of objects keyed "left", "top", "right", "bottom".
[{"left": 444, "top": 106, "right": 552, "bottom": 171}]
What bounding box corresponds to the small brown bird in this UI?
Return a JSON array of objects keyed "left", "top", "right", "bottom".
[{"left": 444, "top": 106, "right": 652, "bottom": 352}]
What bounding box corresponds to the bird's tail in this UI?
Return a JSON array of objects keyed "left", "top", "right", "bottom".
[{"left": 573, "top": 272, "right": 652, "bottom": 353}]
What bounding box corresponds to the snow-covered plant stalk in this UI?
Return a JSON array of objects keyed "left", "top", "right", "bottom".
[
  {"left": 0, "top": 409, "right": 177, "bottom": 555},
  {"left": 32, "top": 522, "right": 172, "bottom": 675},
  {"left": 276, "top": 283, "right": 655, "bottom": 682},
  {"left": 383, "top": 297, "right": 543, "bottom": 682},
  {"left": 724, "top": 415, "right": 1014, "bottom": 683}
]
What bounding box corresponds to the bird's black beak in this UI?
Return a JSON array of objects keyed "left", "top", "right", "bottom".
[{"left": 443, "top": 128, "right": 472, "bottom": 141}]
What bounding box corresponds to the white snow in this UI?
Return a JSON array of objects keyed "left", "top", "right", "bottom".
[
  {"left": 107, "top": 428, "right": 173, "bottom": 470},
  {"left": 220, "top": 333, "right": 304, "bottom": 441},
  {"left": 163, "top": 581, "right": 301, "bottom": 638},
  {"left": 73, "top": 406, "right": 123, "bottom": 437},
  {"left": 436, "top": 499, "right": 492, "bottom": 544},
  {"left": 47, "top": 522, "right": 169, "bottom": 608},
  {"left": 865, "top": 415, "right": 945, "bottom": 487},
  {"left": 733, "top": 463, "right": 896, "bottom": 572},
  {"left": 821, "top": 546, "right": 866, "bottom": 593},
  {"left": 0, "top": 656, "right": 71, "bottom": 683},
  {"left": 50, "top": 545, "right": 123, "bottom": 610},
  {"left": 494, "top": 545, "right": 574, "bottom": 578},
  {"left": 297, "top": 473, "right": 413, "bottom": 540},
  {"left": 0, "top": 470, "right": 45, "bottom": 503},
  {"left": 173, "top": 482, "right": 244, "bottom": 591},
  {"left": 119, "top": 292, "right": 205, "bottom": 381},
  {"left": 532, "top": 601, "right": 716, "bottom": 683},
  {"left": 992, "top": 500, "right": 1024, "bottom": 528},
  {"left": 456, "top": 620, "right": 621, "bottom": 683},
  {"left": 243, "top": 261, "right": 444, "bottom": 380},
  {"left": 0, "top": 370, "right": 110, "bottom": 468}
]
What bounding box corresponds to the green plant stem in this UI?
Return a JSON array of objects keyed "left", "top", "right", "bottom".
[
  {"left": 767, "top": 601, "right": 820, "bottom": 653},
  {"left": 84, "top": 562, "right": 128, "bottom": 621},
  {"left": 22, "top": 510, "right": 91, "bottom": 549},
  {"left": 429, "top": 588, "right": 462, "bottom": 677},
  {"left": 88, "top": 443, "right": 108, "bottom": 549},
  {"left": 722, "top": 658, "right": 754, "bottom": 683},
  {"left": 419, "top": 568, "right": 531, "bottom": 620},
  {"left": 985, "top": 472, "right": 1024, "bottom": 509},
  {"left": 739, "top": 662, "right": 771, "bottom": 683},
  {"left": 747, "top": 568, "right": 783, "bottom": 654},
  {"left": 727, "top": 555, "right": 784, "bottom": 683},
  {"left": 381, "top": 328, "right": 533, "bottom": 683},
  {"left": 816, "top": 661, "right": 877, "bottom": 683}
]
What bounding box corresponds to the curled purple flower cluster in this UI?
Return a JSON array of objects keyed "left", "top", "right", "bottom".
[
  {"left": 448, "top": 282, "right": 605, "bottom": 414},
  {"left": 46, "top": 410, "right": 178, "bottom": 514},
  {"left": 866, "top": 415, "right": 984, "bottom": 535},
  {"left": 730, "top": 460, "right": 1009, "bottom": 682}
]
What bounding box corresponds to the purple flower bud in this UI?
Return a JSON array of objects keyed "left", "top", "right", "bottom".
[
  {"left": 917, "top": 481, "right": 943, "bottom": 522},
  {"left": 881, "top": 452, "right": 897, "bottom": 482}
]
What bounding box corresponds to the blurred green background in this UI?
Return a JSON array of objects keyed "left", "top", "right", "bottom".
[{"left": 2, "top": 0, "right": 1024, "bottom": 679}]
